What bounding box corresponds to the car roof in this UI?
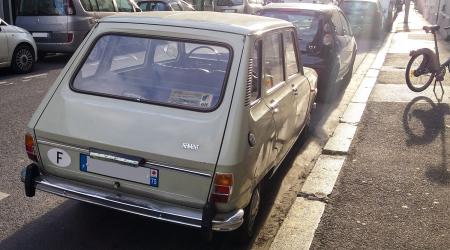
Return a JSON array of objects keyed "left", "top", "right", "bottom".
[
  {"left": 99, "top": 12, "right": 293, "bottom": 35},
  {"left": 263, "top": 3, "right": 339, "bottom": 13}
]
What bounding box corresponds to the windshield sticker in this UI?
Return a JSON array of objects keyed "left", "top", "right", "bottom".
[{"left": 168, "top": 90, "right": 213, "bottom": 108}]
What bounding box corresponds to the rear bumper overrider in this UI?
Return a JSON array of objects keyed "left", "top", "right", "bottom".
[{"left": 21, "top": 164, "right": 244, "bottom": 232}]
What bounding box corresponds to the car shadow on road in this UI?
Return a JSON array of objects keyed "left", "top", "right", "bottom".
[
  {"left": 402, "top": 95, "right": 450, "bottom": 185},
  {"left": 0, "top": 54, "right": 71, "bottom": 81}
]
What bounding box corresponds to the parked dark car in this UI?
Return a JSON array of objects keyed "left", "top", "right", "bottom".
[
  {"left": 260, "top": 3, "right": 357, "bottom": 101},
  {"left": 137, "top": 0, "right": 195, "bottom": 11},
  {"left": 341, "top": 0, "right": 384, "bottom": 37}
]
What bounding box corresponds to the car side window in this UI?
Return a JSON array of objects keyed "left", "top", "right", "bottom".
[
  {"left": 331, "top": 12, "right": 343, "bottom": 36},
  {"left": 170, "top": 2, "right": 182, "bottom": 10},
  {"left": 180, "top": 1, "right": 193, "bottom": 10},
  {"left": 263, "top": 32, "right": 284, "bottom": 91},
  {"left": 96, "top": 0, "right": 116, "bottom": 11},
  {"left": 283, "top": 31, "right": 299, "bottom": 78},
  {"left": 250, "top": 40, "right": 262, "bottom": 104},
  {"left": 339, "top": 12, "right": 351, "bottom": 36},
  {"left": 116, "top": 0, "right": 134, "bottom": 12},
  {"left": 80, "top": 0, "right": 94, "bottom": 11}
]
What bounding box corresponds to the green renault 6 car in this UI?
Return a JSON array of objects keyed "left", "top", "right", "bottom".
[{"left": 22, "top": 12, "right": 318, "bottom": 240}]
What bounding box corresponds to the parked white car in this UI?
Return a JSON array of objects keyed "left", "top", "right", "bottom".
[{"left": 0, "top": 18, "right": 37, "bottom": 74}]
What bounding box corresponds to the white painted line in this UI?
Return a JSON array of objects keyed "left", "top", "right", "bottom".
[
  {"left": 0, "top": 191, "right": 10, "bottom": 200},
  {"left": 22, "top": 73, "right": 48, "bottom": 80},
  {"left": 301, "top": 155, "right": 346, "bottom": 197},
  {"left": 340, "top": 102, "right": 367, "bottom": 124},
  {"left": 322, "top": 123, "right": 358, "bottom": 155},
  {"left": 0, "top": 82, "right": 14, "bottom": 86},
  {"left": 270, "top": 198, "right": 325, "bottom": 250}
]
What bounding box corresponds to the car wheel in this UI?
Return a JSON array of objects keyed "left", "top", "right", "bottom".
[
  {"left": 317, "top": 62, "right": 339, "bottom": 103},
  {"left": 11, "top": 44, "right": 35, "bottom": 74},
  {"left": 234, "top": 185, "right": 260, "bottom": 243}
]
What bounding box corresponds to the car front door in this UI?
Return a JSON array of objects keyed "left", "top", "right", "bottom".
[
  {"left": 331, "top": 11, "right": 347, "bottom": 80},
  {"left": 283, "top": 30, "right": 311, "bottom": 135},
  {"left": 338, "top": 11, "right": 354, "bottom": 74},
  {"left": 261, "top": 31, "right": 296, "bottom": 165},
  {"left": 0, "top": 20, "right": 9, "bottom": 64}
]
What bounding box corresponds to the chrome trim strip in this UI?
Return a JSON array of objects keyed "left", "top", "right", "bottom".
[
  {"left": 37, "top": 139, "right": 89, "bottom": 154},
  {"left": 37, "top": 139, "right": 212, "bottom": 178},
  {"left": 145, "top": 161, "right": 212, "bottom": 178}
]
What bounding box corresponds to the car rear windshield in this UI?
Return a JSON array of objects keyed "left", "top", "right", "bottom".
[
  {"left": 342, "top": 1, "right": 377, "bottom": 18},
  {"left": 72, "top": 35, "right": 231, "bottom": 111},
  {"left": 216, "top": 0, "right": 243, "bottom": 6},
  {"left": 261, "top": 10, "right": 320, "bottom": 43},
  {"left": 19, "top": 0, "right": 67, "bottom": 16}
]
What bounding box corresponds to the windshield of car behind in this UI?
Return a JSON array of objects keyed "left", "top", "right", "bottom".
[
  {"left": 18, "top": 0, "right": 67, "bottom": 16},
  {"left": 261, "top": 10, "right": 320, "bottom": 44},
  {"left": 72, "top": 35, "right": 231, "bottom": 111},
  {"left": 216, "top": 0, "right": 244, "bottom": 6},
  {"left": 342, "top": 2, "right": 377, "bottom": 24}
]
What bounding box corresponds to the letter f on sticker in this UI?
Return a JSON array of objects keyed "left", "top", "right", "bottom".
[{"left": 57, "top": 151, "right": 63, "bottom": 164}]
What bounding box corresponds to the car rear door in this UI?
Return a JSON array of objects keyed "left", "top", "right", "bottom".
[
  {"left": 261, "top": 31, "right": 296, "bottom": 164},
  {"left": 338, "top": 11, "right": 354, "bottom": 74},
  {"left": 16, "top": 0, "right": 69, "bottom": 44},
  {"left": 331, "top": 11, "right": 348, "bottom": 80},
  {"left": 282, "top": 30, "right": 311, "bottom": 135}
]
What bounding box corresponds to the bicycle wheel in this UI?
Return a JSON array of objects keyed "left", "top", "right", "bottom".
[{"left": 405, "top": 53, "right": 435, "bottom": 92}]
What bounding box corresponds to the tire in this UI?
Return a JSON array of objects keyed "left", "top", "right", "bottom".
[
  {"left": 317, "top": 62, "right": 339, "bottom": 103},
  {"left": 11, "top": 44, "right": 35, "bottom": 74},
  {"left": 234, "top": 185, "right": 261, "bottom": 243},
  {"left": 405, "top": 53, "right": 435, "bottom": 92}
]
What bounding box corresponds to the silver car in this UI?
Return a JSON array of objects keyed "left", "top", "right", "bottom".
[
  {"left": 214, "top": 0, "right": 264, "bottom": 14},
  {"left": 0, "top": 18, "right": 37, "bottom": 73},
  {"left": 15, "top": 0, "right": 141, "bottom": 56}
]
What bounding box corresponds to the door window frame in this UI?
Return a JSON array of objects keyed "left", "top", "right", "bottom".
[{"left": 262, "top": 31, "right": 285, "bottom": 95}]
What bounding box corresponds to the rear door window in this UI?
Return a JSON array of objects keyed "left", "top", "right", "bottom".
[
  {"left": 283, "top": 31, "right": 299, "bottom": 78},
  {"left": 116, "top": 0, "right": 134, "bottom": 11},
  {"left": 19, "top": 0, "right": 66, "bottom": 16},
  {"left": 96, "top": 0, "right": 116, "bottom": 11},
  {"left": 72, "top": 35, "right": 231, "bottom": 111},
  {"left": 138, "top": 1, "right": 169, "bottom": 11},
  {"left": 262, "top": 32, "right": 284, "bottom": 90}
]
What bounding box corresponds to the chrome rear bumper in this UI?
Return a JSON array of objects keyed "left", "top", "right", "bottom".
[{"left": 21, "top": 167, "right": 243, "bottom": 232}]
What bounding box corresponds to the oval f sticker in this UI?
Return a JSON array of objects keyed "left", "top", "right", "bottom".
[{"left": 47, "top": 148, "right": 71, "bottom": 167}]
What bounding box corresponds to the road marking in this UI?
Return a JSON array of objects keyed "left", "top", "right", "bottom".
[
  {"left": 0, "top": 191, "right": 10, "bottom": 200},
  {"left": 0, "top": 82, "right": 14, "bottom": 86},
  {"left": 22, "top": 73, "right": 48, "bottom": 82}
]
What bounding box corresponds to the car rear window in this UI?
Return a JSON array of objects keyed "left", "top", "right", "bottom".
[
  {"left": 72, "top": 35, "right": 231, "bottom": 111},
  {"left": 216, "top": 0, "right": 243, "bottom": 6},
  {"left": 261, "top": 10, "right": 320, "bottom": 43},
  {"left": 19, "top": 0, "right": 66, "bottom": 16}
]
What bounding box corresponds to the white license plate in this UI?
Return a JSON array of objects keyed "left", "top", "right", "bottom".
[
  {"left": 32, "top": 32, "right": 49, "bottom": 38},
  {"left": 224, "top": 9, "right": 236, "bottom": 13},
  {"left": 80, "top": 154, "right": 159, "bottom": 187}
]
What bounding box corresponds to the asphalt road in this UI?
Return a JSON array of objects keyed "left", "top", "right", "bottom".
[{"left": 0, "top": 37, "right": 382, "bottom": 250}]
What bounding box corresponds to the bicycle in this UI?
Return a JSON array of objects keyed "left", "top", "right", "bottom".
[{"left": 405, "top": 25, "right": 450, "bottom": 92}]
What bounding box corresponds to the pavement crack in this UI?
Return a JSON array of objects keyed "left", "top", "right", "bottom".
[{"left": 298, "top": 192, "right": 331, "bottom": 203}]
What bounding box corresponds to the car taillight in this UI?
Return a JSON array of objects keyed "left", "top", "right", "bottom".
[
  {"left": 210, "top": 173, "right": 233, "bottom": 203},
  {"left": 65, "top": 0, "right": 76, "bottom": 15},
  {"left": 67, "top": 32, "right": 74, "bottom": 43},
  {"left": 25, "top": 133, "right": 38, "bottom": 162}
]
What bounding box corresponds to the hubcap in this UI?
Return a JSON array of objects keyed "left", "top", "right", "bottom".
[{"left": 15, "top": 48, "right": 33, "bottom": 72}]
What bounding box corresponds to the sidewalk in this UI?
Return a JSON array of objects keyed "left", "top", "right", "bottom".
[{"left": 309, "top": 8, "right": 450, "bottom": 249}]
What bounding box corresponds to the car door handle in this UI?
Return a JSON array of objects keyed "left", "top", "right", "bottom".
[
  {"left": 292, "top": 88, "right": 298, "bottom": 95},
  {"left": 269, "top": 100, "right": 279, "bottom": 113}
]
